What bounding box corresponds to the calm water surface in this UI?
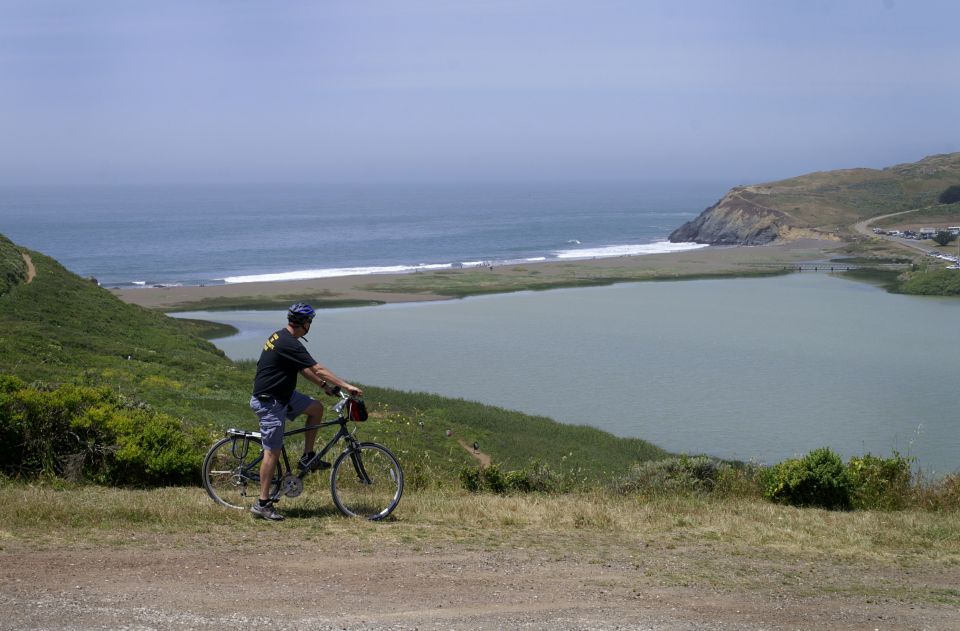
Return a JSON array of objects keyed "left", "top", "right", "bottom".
[{"left": 177, "top": 273, "right": 960, "bottom": 473}]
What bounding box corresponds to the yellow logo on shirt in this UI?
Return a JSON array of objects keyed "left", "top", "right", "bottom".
[{"left": 263, "top": 333, "right": 279, "bottom": 351}]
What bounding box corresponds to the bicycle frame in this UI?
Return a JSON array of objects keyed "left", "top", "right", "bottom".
[
  {"left": 225, "top": 416, "right": 367, "bottom": 486},
  {"left": 205, "top": 393, "right": 403, "bottom": 519}
]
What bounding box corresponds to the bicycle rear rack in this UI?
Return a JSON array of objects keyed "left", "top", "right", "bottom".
[
  {"left": 226, "top": 428, "right": 261, "bottom": 439},
  {"left": 225, "top": 428, "right": 261, "bottom": 460}
]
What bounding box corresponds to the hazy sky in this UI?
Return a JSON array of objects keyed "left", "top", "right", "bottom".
[{"left": 1, "top": 0, "right": 958, "bottom": 185}]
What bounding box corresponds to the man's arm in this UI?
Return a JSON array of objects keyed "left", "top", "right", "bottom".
[{"left": 301, "top": 363, "right": 363, "bottom": 397}]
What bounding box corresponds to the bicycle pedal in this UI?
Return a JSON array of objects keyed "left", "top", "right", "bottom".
[{"left": 299, "top": 453, "right": 331, "bottom": 472}]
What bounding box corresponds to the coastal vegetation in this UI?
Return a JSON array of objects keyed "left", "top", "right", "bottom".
[
  {"left": 0, "top": 234, "right": 27, "bottom": 297},
  {"left": 896, "top": 266, "right": 960, "bottom": 296},
  {"left": 1, "top": 233, "right": 957, "bottom": 512}
]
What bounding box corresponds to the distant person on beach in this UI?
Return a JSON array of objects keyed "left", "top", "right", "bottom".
[{"left": 248, "top": 302, "right": 362, "bottom": 521}]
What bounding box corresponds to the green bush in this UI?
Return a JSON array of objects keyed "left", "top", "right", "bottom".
[
  {"left": 896, "top": 268, "right": 960, "bottom": 296},
  {"left": 933, "top": 231, "right": 958, "bottom": 247},
  {"left": 765, "top": 447, "right": 852, "bottom": 510},
  {"left": 503, "top": 460, "right": 568, "bottom": 493},
  {"left": 460, "top": 460, "right": 568, "bottom": 494},
  {"left": 614, "top": 455, "right": 722, "bottom": 495},
  {"left": 0, "top": 377, "right": 208, "bottom": 486},
  {"left": 939, "top": 184, "right": 960, "bottom": 204},
  {"left": 713, "top": 462, "right": 766, "bottom": 499},
  {"left": 847, "top": 453, "right": 913, "bottom": 510},
  {"left": 460, "top": 464, "right": 507, "bottom": 493}
]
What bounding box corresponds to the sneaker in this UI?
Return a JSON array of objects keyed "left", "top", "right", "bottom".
[
  {"left": 250, "top": 500, "right": 285, "bottom": 522},
  {"left": 298, "top": 451, "right": 331, "bottom": 472}
]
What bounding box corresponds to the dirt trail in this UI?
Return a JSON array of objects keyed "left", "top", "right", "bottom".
[
  {"left": 21, "top": 252, "right": 36, "bottom": 283},
  {"left": 1, "top": 538, "right": 955, "bottom": 630},
  {"left": 458, "top": 438, "right": 492, "bottom": 467}
]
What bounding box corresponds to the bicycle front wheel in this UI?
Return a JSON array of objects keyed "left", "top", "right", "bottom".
[
  {"left": 330, "top": 442, "right": 404, "bottom": 520},
  {"left": 202, "top": 435, "right": 280, "bottom": 509}
]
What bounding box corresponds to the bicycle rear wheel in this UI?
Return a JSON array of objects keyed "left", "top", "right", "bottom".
[
  {"left": 202, "top": 435, "right": 280, "bottom": 509},
  {"left": 330, "top": 442, "right": 403, "bottom": 520}
]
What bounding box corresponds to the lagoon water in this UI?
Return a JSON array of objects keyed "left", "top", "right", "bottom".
[{"left": 177, "top": 272, "right": 960, "bottom": 474}]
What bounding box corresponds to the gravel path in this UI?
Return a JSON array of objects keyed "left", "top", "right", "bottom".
[{"left": 2, "top": 537, "right": 956, "bottom": 630}]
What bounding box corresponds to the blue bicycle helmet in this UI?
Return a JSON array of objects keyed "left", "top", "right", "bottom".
[{"left": 287, "top": 302, "right": 316, "bottom": 325}]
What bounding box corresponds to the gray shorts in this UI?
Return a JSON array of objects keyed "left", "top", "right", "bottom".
[{"left": 249, "top": 391, "right": 315, "bottom": 451}]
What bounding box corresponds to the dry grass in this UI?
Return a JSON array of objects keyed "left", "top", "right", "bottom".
[
  {"left": 3, "top": 482, "right": 958, "bottom": 604},
  {"left": 3, "top": 482, "right": 958, "bottom": 563}
]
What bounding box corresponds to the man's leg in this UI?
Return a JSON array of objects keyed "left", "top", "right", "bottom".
[
  {"left": 252, "top": 446, "right": 284, "bottom": 521},
  {"left": 301, "top": 399, "right": 325, "bottom": 454},
  {"left": 287, "top": 392, "right": 325, "bottom": 455},
  {"left": 259, "top": 447, "right": 280, "bottom": 501},
  {"left": 249, "top": 395, "right": 286, "bottom": 520}
]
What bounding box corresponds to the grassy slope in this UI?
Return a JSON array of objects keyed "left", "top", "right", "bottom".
[
  {"left": 872, "top": 201, "right": 960, "bottom": 229},
  {"left": 0, "top": 234, "right": 27, "bottom": 297},
  {"left": 744, "top": 152, "right": 960, "bottom": 231},
  {"left": 0, "top": 235, "right": 667, "bottom": 482}
]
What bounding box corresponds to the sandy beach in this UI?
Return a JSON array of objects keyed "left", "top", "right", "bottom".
[{"left": 113, "top": 239, "right": 845, "bottom": 312}]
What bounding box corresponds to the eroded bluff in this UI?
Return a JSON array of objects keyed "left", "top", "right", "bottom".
[{"left": 669, "top": 187, "right": 789, "bottom": 245}]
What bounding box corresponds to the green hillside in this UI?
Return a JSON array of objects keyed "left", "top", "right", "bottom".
[
  {"left": 0, "top": 235, "right": 667, "bottom": 486},
  {"left": 0, "top": 234, "right": 28, "bottom": 296},
  {"left": 749, "top": 152, "right": 960, "bottom": 231}
]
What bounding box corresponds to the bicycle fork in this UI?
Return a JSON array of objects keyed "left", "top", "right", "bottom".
[{"left": 343, "top": 438, "right": 373, "bottom": 485}]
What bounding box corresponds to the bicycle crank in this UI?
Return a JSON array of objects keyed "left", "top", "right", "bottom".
[{"left": 280, "top": 473, "right": 304, "bottom": 498}]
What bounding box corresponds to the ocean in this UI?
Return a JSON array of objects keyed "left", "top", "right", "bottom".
[{"left": 0, "top": 181, "right": 719, "bottom": 287}]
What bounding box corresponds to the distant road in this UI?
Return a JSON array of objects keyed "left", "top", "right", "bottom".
[{"left": 853, "top": 208, "right": 939, "bottom": 256}]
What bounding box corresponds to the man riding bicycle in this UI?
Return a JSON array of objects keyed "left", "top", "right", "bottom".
[{"left": 249, "top": 302, "right": 362, "bottom": 521}]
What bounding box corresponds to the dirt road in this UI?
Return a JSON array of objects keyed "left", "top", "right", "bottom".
[
  {"left": 853, "top": 209, "right": 943, "bottom": 257},
  {"left": 2, "top": 534, "right": 956, "bottom": 630}
]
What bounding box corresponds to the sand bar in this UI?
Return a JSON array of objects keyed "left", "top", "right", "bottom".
[{"left": 113, "top": 240, "right": 845, "bottom": 312}]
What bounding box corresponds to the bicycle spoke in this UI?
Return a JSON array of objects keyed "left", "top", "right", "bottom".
[
  {"left": 331, "top": 443, "right": 403, "bottom": 520},
  {"left": 202, "top": 436, "right": 279, "bottom": 509}
]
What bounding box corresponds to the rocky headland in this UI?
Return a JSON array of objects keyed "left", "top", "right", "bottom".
[{"left": 670, "top": 152, "right": 960, "bottom": 245}]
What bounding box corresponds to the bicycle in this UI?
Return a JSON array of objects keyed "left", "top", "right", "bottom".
[{"left": 202, "top": 390, "right": 403, "bottom": 520}]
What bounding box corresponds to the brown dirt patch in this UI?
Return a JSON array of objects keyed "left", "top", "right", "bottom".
[
  {"left": 21, "top": 252, "right": 36, "bottom": 284},
  {"left": 1, "top": 535, "right": 956, "bottom": 630}
]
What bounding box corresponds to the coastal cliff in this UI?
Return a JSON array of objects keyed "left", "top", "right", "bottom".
[
  {"left": 668, "top": 188, "right": 789, "bottom": 245},
  {"left": 669, "top": 152, "right": 960, "bottom": 245}
]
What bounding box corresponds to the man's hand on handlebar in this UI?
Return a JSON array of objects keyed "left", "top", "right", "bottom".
[{"left": 321, "top": 381, "right": 362, "bottom": 399}]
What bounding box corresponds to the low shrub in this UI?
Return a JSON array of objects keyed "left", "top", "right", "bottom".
[
  {"left": 613, "top": 455, "right": 722, "bottom": 496},
  {"left": 847, "top": 453, "right": 913, "bottom": 510},
  {"left": 912, "top": 472, "right": 960, "bottom": 512},
  {"left": 0, "top": 377, "right": 208, "bottom": 486},
  {"left": 713, "top": 462, "right": 766, "bottom": 499},
  {"left": 459, "top": 460, "right": 568, "bottom": 494},
  {"left": 897, "top": 268, "right": 960, "bottom": 296},
  {"left": 765, "top": 447, "right": 852, "bottom": 510},
  {"left": 460, "top": 464, "right": 505, "bottom": 493},
  {"left": 938, "top": 184, "right": 960, "bottom": 204}
]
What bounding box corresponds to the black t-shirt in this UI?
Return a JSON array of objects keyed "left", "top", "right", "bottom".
[{"left": 252, "top": 328, "right": 317, "bottom": 403}]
